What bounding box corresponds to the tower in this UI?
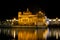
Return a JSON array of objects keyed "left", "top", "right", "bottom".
[{"left": 18, "top": 11, "right": 22, "bottom": 25}]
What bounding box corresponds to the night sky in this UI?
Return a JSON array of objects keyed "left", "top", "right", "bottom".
[{"left": 0, "top": 0, "right": 60, "bottom": 20}]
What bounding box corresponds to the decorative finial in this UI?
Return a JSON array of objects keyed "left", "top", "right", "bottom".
[
  {"left": 39, "top": 11, "right": 42, "bottom": 13},
  {"left": 27, "top": 8, "right": 29, "bottom": 12}
]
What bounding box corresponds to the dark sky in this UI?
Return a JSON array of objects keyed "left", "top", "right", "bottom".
[{"left": 0, "top": 0, "right": 60, "bottom": 20}]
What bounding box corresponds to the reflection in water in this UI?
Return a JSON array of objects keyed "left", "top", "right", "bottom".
[
  {"left": 14, "top": 30, "right": 16, "bottom": 39},
  {"left": 18, "top": 30, "right": 37, "bottom": 40},
  {"left": 0, "top": 28, "right": 49, "bottom": 40},
  {"left": 0, "top": 27, "right": 60, "bottom": 40}
]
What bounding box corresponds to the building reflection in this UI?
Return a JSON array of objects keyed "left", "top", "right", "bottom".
[
  {"left": 18, "top": 29, "right": 37, "bottom": 40},
  {"left": 0, "top": 27, "right": 50, "bottom": 40}
]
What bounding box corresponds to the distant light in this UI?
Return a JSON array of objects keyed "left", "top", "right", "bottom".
[
  {"left": 9, "top": 20, "right": 11, "bottom": 22},
  {"left": 6, "top": 20, "right": 9, "bottom": 21},
  {"left": 58, "top": 19, "right": 60, "bottom": 21},
  {"left": 46, "top": 21, "right": 49, "bottom": 25},
  {"left": 49, "top": 19, "right": 51, "bottom": 21},
  {"left": 53, "top": 19, "right": 56, "bottom": 21},
  {"left": 13, "top": 18, "right": 16, "bottom": 20},
  {"left": 6, "top": 19, "right": 12, "bottom": 22}
]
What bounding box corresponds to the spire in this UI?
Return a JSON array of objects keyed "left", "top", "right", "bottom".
[
  {"left": 23, "top": 8, "right": 32, "bottom": 15},
  {"left": 27, "top": 8, "right": 29, "bottom": 12}
]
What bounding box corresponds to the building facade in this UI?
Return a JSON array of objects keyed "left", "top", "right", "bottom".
[{"left": 18, "top": 9, "right": 48, "bottom": 26}]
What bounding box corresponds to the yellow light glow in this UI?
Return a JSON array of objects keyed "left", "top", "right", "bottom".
[{"left": 13, "top": 18, "right": 16, "bottom": 20}]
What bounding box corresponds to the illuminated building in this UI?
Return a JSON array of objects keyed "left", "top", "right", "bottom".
[{"left": 18, "top": 8, "right": 48, "bottom": 27}]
